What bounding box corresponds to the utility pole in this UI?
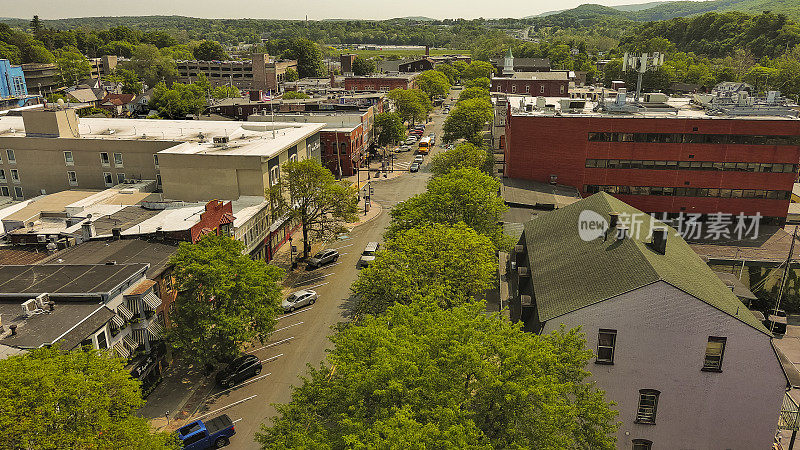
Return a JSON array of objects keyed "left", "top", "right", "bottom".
[
  {"left": 335, "top": 132, "right": 342, "bottom": 179},
  {"left": 773, "top": 226, "right": 798, "bottom": 334}
]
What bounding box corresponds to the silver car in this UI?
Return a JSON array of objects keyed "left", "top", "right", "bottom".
[
  {"left": 307, "top": 249, "right": 339, "bottom": 269},
  {"left": 282, "top": 289, "right": 317, "bottom": 313},
  {"left": 358, "top": 242, "right": 380, "bottom": 268}
]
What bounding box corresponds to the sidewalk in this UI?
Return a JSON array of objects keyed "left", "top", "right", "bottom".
[{"left": 138, "top": 357, "right": 215, "bottom": 432}]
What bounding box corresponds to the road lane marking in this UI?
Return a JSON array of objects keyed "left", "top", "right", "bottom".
[
  {"left": 233, "top": 418, "right": 242, "bottom": 424},
  {"left": 295, "top": 274, "right": 334, "bottom": 286},
  {"left": 194, "top": 394, "right": 258, "bottom": 420},
  {"left": 307, "top": 282, "right": 330, "bottom": 289},
  {"left": 273, "top": 322, "right": 304, "bottom": 333},
  {"left": 331, "top": 243, "right": 353, "bottom": 250},
  {"left": 260, "top": 353, "right": 284, "bottom": 364},
  {"left": 279, "top": 308, "right": 313, "bottom": 319},
  {"left": 208, "top": 373, "right": 272, "bottom": 398},
  {"left": 248, "top": 336, "right": 295, "bottom": 353}
]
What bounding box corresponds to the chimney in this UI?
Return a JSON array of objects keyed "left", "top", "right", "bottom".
[
  {"left": 616, "top": 225, "right": 629, "bottom": 241},
  {"left": 112, "top": 227, "right": 122, "bottom": 240},
  {"left": 608, "top": 212, "right": 619, "bottom": 229},
  {"left": 651, "top": 227, "right": 667, "bottom": 254},
  {"left": 9, "top": 324, "right": 17, "bottom": 336},
  {"left": 81, "top": 221, "right": 95, "bottom": 240}
]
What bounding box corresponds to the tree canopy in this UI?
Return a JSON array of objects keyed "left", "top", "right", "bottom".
[
  {"left": 386, "top": 167, "right": 509, "bottom": 249},
  {"left": 416, "top": 70, "right": 451, "bottom": 99},
  {"left": 167, "top": 234, "right": 284, "bottom": 367},
  {"left": 193, "top": 39, "right": 228, "bottom": 61},
  {"left": 284, "top": 38, "right": 325, "bottom": 78},
  {"left": 282, "top": 91, "right": 311, "bottom": 99},
  {"left": 352, "top": 222, "right": 497, "bottom": 315},
  {"left": 430, "top": 142, "right": 491, "bottom": 177},
  {"left": 284, "top": 67, "right": 299, "bottom": 82},
  {"left": 55, "top": 47, "right": 91, "bottom": 85},
  {"left": 460, "top": 60, "right": 495, "bottom": 81},
  {"left": 352, "top": 55, "right": 376, "bottom": 75},
  {"left": 255, "top": 302, "right": 618, "bottom": 449},
  {"left": 149, "top": 79, "right": 207, "bottom": 119},
  {"left": 268, "top": 158, "right": 358, "bottom": 258},
  {"left": 443, "top": 97, "right": 493, "bottom": 146},
  {"left": 0, "top": 347, "right": 180, "bottom": 449},
  {"left": 387, "top": 88, "right": 432, "bottom": 124},
  {"left": 374, "top": 111, "right": 405, "bottom": 146},
  {"left": 458, "top": 86, "right": 490, "bottom": 103},
  {"left": 121, "top": 43, "right": 177, "bottom": 88}
]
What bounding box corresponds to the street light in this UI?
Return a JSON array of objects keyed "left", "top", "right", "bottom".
[{"left": 289, "top": 236, "right": 296, "bottom": 269}]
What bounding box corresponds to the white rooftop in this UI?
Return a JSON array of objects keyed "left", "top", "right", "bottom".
[{"left": 121, "top": 204, "right": 206, "bottom": 235}]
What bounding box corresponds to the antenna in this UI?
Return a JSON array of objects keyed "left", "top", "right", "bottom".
[{"left": 621, "top": 52, "right": 665, "bottom": 103}]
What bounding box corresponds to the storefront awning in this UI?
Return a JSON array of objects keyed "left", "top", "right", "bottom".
[
  {"left": 132, "top": 329, "right": 149, "bottom": 346},
  {"left": 117, "top": 304, "right": 134, "bottom": 320},
  {"left": 142, "top": 292, "right": 162, "bottom": 311},
  {"left": 110, "top": 314, "right": 126, "bottom": 329},
  {"left": 123, "top": 334, "right": 139, "bottom": 352},
  {"left": 147, "top": 320, "right": 165, "bottom": 340},
  {"left": 113, "top": 341, "right": 130, "bottom": 359}
]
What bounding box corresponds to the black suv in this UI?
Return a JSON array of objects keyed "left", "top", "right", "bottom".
[{"left": 216, "top": 355, "right": 262, "bottom": 388}]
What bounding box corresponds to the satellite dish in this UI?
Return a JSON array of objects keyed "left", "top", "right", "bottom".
[{"left": 56, "top": 98, "right": 65, "bottom": 108}]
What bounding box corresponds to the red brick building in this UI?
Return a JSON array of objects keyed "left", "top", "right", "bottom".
[
  {"left": 492, "top": 72, "right": 569, "bottom": 97},
  {"left": 321, "top": 125, "right": 366, "bottom": 177},
  {"left": 345, "top": 74, "right": 418, "bottom": 92},
  {"left": 505, "top": 109, "right": 800, "bottom": 222}
]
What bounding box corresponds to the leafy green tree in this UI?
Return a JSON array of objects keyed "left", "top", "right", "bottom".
[
  {"left": 268, "top": 159, "right": 358, "bottom": 258},
  {"left": 416, "top": 69, "right": 451, "bottom": 99},
  {"left": 0, "top": 347, "right": 180, "bottom": 449},
  {"left": 387, "top": 88, "right": 432, "bottom": 124},
  {"left": 374, "top": 111, "right": 405, "bottom": 146},
  {"left": 284, "top": 38, "right": 325, "bottom": 78},
  {"left": 160, "top": 44, "right": 194, "bottom": 61},
  {"left": 105, "top": 68, "right": 143, "bottom": 95},
  {"left": 212, "top": 84, "right": 240, "bottom": 99},
  {"left": 29, "top": 15, "right": 42, "bottom": 37},
  {"left": 282, "top": 91, "right": 310, "bottom": 99},
  {"left": 167, "top": 234, "right": 284, "bottom": 367},
  {"left": 353, "top": 222, "right": 497, "bottom": 315},
  {"left": 463, "top": 76, "right": 490, "bottom": 90},
  {"left": 460, "top": 60, "right": 495, "bottom": 81},
  {"left": 0, "top": 42, "right": 22, "bottom": 65},
  {"left": 430, "top": 142, "right": 491, "bottom": 176},
  {"left": 149, "top": 80, "right": 207, "bottom": 119},
  {"left": 256, "top": 302, "right": 618, "bottom": 449},
  {"left": 458, "top": 86, "right": 490, "bottom": 103},
  {"left": 98, "top": 40, "right": 135, "bottom": 58},
  {"left": 443, "top": 97, "right": 493, "bottom": 145},
  {"left": 55, "top": 48, "right": 91, "bottom": 85},
  {"left": 352, "top": 55, "right": 376, "bottom": 76},
  {"left": 193, "top": 40, "right": 229, "bottom": 61},
  {"left": 123, "top": 44, "right": 177, "bottom": 88},
  {"left": 435, "top": 62, "right": 459, "bottom": 84},
  {"left": 284, "top": 67, "right": 299, "bottom": 82},
  {"left": 386, "top": 167, "right": 508, "bottom": 249}
]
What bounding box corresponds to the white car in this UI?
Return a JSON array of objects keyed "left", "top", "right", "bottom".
[
  {"left": 414, "top": 155, "right": 424, "bottom": 164},
  {"left": 282, "top": 290, "right": 317, "bottom": 313}
]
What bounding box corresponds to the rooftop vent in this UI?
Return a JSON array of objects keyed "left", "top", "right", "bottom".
[{"left": 651, "top": 227, "right": 668, "bottom": 254}]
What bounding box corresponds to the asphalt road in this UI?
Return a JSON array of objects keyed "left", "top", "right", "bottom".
[{"left": 184, "top": 103, "right": 451, "bottom": 449}]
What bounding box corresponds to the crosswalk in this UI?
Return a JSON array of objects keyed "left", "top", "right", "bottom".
[{"left": 394, "top": 161, "right": 411, "bottom": 169}]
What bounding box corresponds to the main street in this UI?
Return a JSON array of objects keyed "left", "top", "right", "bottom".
[{"left": 179, "top": 98, "right": 453, "bottom": 449}]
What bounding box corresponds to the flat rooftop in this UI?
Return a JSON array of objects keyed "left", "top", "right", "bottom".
[
  {"left": 0, "top": 301, "right": 114, "bottom": 350},
  {"left": 501, "top": 178, "right": 582, "bottom": 209},
  {"left": 497, "top": 72, "right": 567, "bottom": 81},
  {"left": 0, "top": 264, "right": 147, "bottom": 298},
  {"left": 503, "top": 95, "right": 800, "bottom": 121},
  {"left": 49, "top": 239, "right": 179, "bottom": 278},
  {"left": 0, "top": 117, "right": 326, "bottom": 157},
  {"left": 3, "top": 190, "right": 97, "bottom": 223},
  {"left": 120, "top": 204, "right": 206, "bottom": 235}
]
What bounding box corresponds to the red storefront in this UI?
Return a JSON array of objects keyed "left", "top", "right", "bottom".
[{"left": 505, "top": 110, "right": 800, "bottom": 221}]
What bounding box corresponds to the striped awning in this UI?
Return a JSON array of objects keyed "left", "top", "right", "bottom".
[
  {"left": 123, "top": 334, "right": 139, "bottom": 352},
  {"left": 110, "top": 314, "right": 126, "bottom": 329},
  {"left": 117, "top": 304, "right": 134, "bottom": 320},
  {"left": 142, "top": 292, "right": 162, "bottom": 311},
  {"left": 132, "top": 329, "right": 149, "bottom": 346},
  {"left": 147, "top": 320, "right": 165, "bottom": 340},
  {"left": 126, "top": 297, "right": 141, "bottom": 314},
  {"left": 113, "top": 341, "right": 130, "bottom": 359}
]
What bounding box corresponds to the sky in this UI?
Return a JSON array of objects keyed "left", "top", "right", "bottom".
[{"left": 1, "top": 0, "right": 702, "bottom": 21}]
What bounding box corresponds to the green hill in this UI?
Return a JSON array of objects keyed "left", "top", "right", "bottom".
[{"left": 534, "top": 0, "right": 800, "bottom": 21}]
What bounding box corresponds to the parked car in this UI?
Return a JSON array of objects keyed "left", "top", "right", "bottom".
[
  {"left": 414, "top": 155, "right": 424, "bottom": 164},
  {"left": 282, "top": 289, "right": 317, "bottom": 312},
  {"left": 307, "top": 249, "right": 339, "bottom": 268},
  {"left": 765, "top": 309, "right": 788, "bottom": 335},
  {"left": 358, "top": 242, "right": 380, "bottom": 268},
  {"left": 177, "top": 414, "right": 236, "bottom": 449},
  {"left": 409, "top": 162, "right": 420, "bottom": 172},
  {"left": 215, "top": 355, "right": 262, "bottom": 388},
  {"left": 397, "top": 145, "right": 411, "bottom": 152}
]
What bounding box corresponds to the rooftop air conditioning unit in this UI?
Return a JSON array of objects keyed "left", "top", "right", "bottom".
[
  {"left": 21, "top": 299, "right": 37, "bottom": 317},
  {"left": 35, "top": 293, "right": 49, "bottom": 310},
  {"left": 37, "top": 235, "right": 47, "bottom": 243},
  {"left": 518, "top": 266, "right": 529, "bottom": 277}
]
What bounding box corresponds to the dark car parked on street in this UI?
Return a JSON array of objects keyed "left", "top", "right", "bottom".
[
  {"left": 306, "top": 249, "right": 339, "bottom": 269},
  {"left": 215, "top": 354, "right": 262, "bottom": 388}
]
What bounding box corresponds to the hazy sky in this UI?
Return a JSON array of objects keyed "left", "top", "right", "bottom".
[{"left": 3, "top": 0, "right": 696, "bottom": 21}]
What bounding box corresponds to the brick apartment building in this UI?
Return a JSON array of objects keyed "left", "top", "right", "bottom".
[
  {"left": 492, "top": 72, "right": 569, "bottom": 97},
  {"left": 505, "top": 98, "right": 800, "bottom": 222},
  {"left": 176, "top": 54, "right": 297, "bottom": 92},
  {"left": 344, "top": 74, "right": 418, "bottom": 92}
]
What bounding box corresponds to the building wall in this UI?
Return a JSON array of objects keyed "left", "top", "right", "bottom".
[
  {"left": 21, "top": 63, "right": 60, "bottom": 93},
  {"left": 399, "top": 59, "right": 434, "bottom": 73},
  {"left": 0, "top": 135, "right": 173, "bottom": 200},
  {"left": 321, "top": 128, "right": 362, "bottom": 177},
  {"left": 176, "top": 54, "right": 297, "bottom": 92},
  {"left": 344, "top": 77, "right": 415, "bottom": 92},
  {"left": 505, "top": 114, "right": 800, "bottom": 219},
  {"left": 540, "top": 281, "right": 785, "bottom": 449},
  {"left": 491, "top": 78, "right": 568, "bottom": 97},
  {"left": 0, "top": 59, "right": 27, "bottom": 99}
]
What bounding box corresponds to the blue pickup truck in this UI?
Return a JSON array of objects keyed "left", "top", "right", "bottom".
[{"left": 177, "top": 414, "right": 235, "bottom": 449}]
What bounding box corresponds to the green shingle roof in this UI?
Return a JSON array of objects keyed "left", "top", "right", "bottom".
[{"left": 523, "top": 192, "right": 769, "bottom": 334}]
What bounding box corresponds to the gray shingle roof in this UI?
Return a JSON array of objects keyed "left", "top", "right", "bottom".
[{"left": 523, "top": 192, "right": 769, "bottom": 334}]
